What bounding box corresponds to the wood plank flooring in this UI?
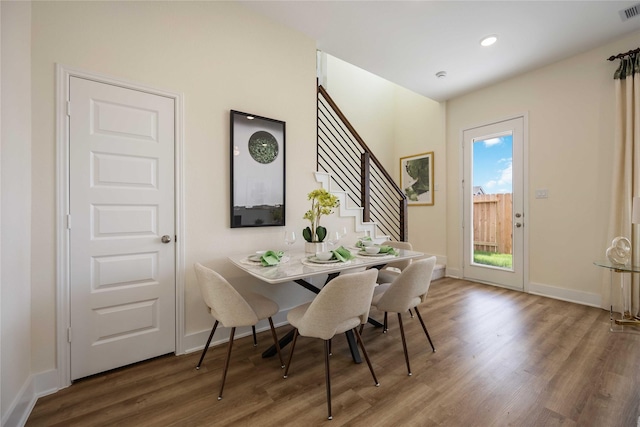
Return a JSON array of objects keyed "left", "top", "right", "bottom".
[{"left": 27, "top": 278, "right": 640, "bottom": 426}]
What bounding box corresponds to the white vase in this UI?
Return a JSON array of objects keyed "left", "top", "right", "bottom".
[{"left": 305, "top": 241, "right": 327, "bottom": 254}]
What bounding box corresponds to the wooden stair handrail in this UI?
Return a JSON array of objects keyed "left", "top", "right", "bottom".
[{"left": 317, "top": 85, "right": 406, "bottom": 199}]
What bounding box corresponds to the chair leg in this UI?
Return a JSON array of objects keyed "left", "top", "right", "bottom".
[
  {"left": 359, "top": 323, "right": 365, "bottom": 335},
  {"left": 268, "top": 317, "right": 285, "bottom": 368},
  {"left": 383, "top": 312, "right": 388, "bottom": 333},
  {"left": 218, "top": 327, "right": 235, "bottom": 400},
  {"left": 196, "top": 320, "right": 219, "bottom": 369},
  {"left": 414, "top": 307, "right": 435, "bottom": 352},
  {"left": 397, "top": 313, "right": 412, "bottom": 376},
  {"left": 329, "top": 338, "right": 332, "bottom": 356},
  {"left": 252, "top": 325, "right": 257, "bottom": 347},
  {"left": 324, "top": 339, "right": 332, "bottom": 420},
  {"left": 283, "top": 329, "right": 299, "bottom": 379},
  {"left": 353, "top": 328, "right": 379, "bottom": 386},
  {"left": 408, "top": 308, "right": 414, "bottom": 318}
]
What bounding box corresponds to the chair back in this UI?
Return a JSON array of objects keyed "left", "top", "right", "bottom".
[
  {"left": 376, "top": 256, "right": 437, "bottom": 313},
  {"left": 296, "top": 269, "right": 378, "bottom": 340},
  {"left": 382, "top": 240, "right": 413, "bottom": 271},
  {"left": 194, "top": 263, "right": 259, "bottom": 327}
]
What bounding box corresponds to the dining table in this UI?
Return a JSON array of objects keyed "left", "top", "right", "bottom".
[{"left": 228, "top": 246, "right": 426, "bottom": 363}]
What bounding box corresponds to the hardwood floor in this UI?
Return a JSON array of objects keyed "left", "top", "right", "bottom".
[{"left": 27, "top": 278, "right": 640, "bottom": 426}]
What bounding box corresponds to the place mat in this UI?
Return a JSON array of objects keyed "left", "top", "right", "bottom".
[
  {"left": 301, "top": 257, "right": 351, "bottom": 267},
  {"left": 356, "top": 252, "right": 396, "bottom": 259},
  {"left": 357, "top": 251, "right": 392, "bottom": 257}
]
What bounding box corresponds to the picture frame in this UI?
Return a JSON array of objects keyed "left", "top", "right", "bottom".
[
  {"left": 230, "top": 110, "right": 285, "bottom": 227},
  {"left": 400, "top": 151, "right": 434, "bottom": 206}
]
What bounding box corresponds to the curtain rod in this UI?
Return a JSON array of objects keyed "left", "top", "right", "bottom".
[{"left": 607, "top": 48, "right": 640, "bottom": 61}]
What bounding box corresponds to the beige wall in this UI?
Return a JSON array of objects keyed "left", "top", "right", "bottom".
[
  {"left": 324, "top": 54, "right": 447, "bottom": 258},
  {"left": 1, "top": 1, "right": 32, "bottom": 422},
  {"left": 446, "top": 29, "right": 640, "bottom": 304},
  {"left": 29, "top": 0, "right": 318, "bottom": 376}
]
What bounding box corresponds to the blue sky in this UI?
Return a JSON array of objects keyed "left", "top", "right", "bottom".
[{"left": 473, "top": 135, "right": 512, "bottom": 194}]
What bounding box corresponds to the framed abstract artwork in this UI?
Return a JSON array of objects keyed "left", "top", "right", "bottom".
[
  {"left": 230, "top": 110, "right": 285, "bottom": 227},
  {"left": 400, "top": 151, "right": 434, "bottom": 206}
]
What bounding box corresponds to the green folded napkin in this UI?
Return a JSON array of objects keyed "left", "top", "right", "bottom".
[
  {"left": 332, "top": 246, "right": 355, "bottom": 262},
  {"left": 378, "top": 245, "right": 399, "bottom": 256},
  {"left": 261, "top": 250, "right": 284, "bottom": 266}
]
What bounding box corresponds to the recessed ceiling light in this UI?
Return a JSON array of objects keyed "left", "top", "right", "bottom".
[{"left": 480, "top": 35, "right": 498, "bottom": 47}]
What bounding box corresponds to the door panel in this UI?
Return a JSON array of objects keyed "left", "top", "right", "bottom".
[
  {"left": 69, "top": 76, "right": 175, "bottom": 380},
  {"left": 463, "top": 117, "right": 524, "bottom": 290}
]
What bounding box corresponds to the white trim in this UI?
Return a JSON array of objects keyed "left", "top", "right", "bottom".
[
  {"left": 528, "top": 281, "right": 602, "bottom": 308},
  {"left": 1, "top": 374, "right": 35, "bottom": 427},
  {"left": 55, "top": 64, "right": 186, "bottom": 388},
  {"left": 183, "top": 312, "right": 290, "bottom": 355}
]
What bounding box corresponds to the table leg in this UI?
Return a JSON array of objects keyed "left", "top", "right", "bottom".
[
  {"left": 344, "top": 330, "right": 362, "bottom": 364},
  {"left": 262, "top": 328, "right": 295, "bottom": 358}
]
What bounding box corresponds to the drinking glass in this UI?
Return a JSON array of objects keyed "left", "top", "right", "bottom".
[
  {"left": 327, "top": 231, "right": 340, "bottom": 249},
  {"left": 284, "top": 230, "right": 296, "bottom": 254}
]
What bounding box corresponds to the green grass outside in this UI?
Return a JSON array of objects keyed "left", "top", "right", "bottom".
[{"left": 473, "top": 251, "right": 513, "bottom": 268}]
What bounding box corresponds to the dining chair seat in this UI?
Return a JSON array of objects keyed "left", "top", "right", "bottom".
[
  {"left": 194, "top": 263, "right": 284, "bottom": 400},
  {"left": 370, "top": 256, "right": 437, "bottom": 376},
  {"left": 283, "top": 268, "right": 380, "bottom": 420},
  {"left": 376, "top": 240, "right": 413, "bottom": 284}
]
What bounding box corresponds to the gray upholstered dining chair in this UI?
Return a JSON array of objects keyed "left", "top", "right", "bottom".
[
  {"left": 194, "top": 263, "right": 285, "bottom": 400},
  {"left": 370, "top": 256, "right": 437, "bottom": 376},
  {"left": 376, "top": 240, "right": 414, "bottom": 284},
  {"left": 283, "top": 269, "right": 380, "bottom": 420}
]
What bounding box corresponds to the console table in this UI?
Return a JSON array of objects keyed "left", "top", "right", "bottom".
[{"left": 594, "top": 260, "right": 640, "bottom": 332}]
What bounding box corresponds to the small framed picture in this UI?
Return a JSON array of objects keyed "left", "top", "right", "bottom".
[
  {"left": 230, "top": 110, "right": 285, "bottom": 227},
  {"left": 400, "top": 151, "right": 434, "bottom": 206}
]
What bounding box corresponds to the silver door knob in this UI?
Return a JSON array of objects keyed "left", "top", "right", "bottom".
[
  {"left": 515, "top": 223, "right": 522, "bottom": 228},
  {"left": 161, "top": 235, "right": 172, "bottom": 243}
]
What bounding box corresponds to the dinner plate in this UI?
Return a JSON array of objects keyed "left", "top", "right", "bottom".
[
  {"left": 307, "top": 256, "right": 340, "bottom": 264},
  {"left": 358, "top": 251, "right": 390, "bottom": 257}
]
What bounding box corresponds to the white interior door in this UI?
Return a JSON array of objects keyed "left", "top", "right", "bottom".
[
  {"left": 69, "top": 76, "right": 176, "bottom": 380},
  {"left": 463, "top": 117, "right": 524, "bottom": 291}
]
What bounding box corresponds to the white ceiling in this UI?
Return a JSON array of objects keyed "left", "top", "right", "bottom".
[{"left": 240, "top": 1, "right": 640, "bottom": 102}]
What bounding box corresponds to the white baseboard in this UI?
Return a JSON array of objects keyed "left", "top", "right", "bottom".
[
  {"left": 182, "top": 310, "right": 290, "bottom": 355},
  {"left": 528, "top": 281, "right": 601, "bottom": 308},
  {"left": 440, "top": 270, "right": 602, "bottom": 308},
  {"left": 3, "top": 375, "right": 33, "bottom": 427},
  {"left": 2, "top": 369, "right": 61, "bottom": 427}
]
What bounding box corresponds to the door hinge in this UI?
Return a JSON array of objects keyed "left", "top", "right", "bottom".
[
  {"left": 66, "top": 101, "right": 71, "bottom": 117},
  {"left": 66, "top": 214, "right": 71, "bottom": 229},
  {"left": 67, "top": 327, "right": 72, "bottom": 343}
]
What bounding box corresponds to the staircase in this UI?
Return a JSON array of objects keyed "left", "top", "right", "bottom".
[{"left": 315, "top": 85, "right": 446, "bottom": 279}]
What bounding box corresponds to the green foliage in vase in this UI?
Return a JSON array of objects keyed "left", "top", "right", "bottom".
[{"left": 302, "top": 188, "right": 339, "bottom": 242}]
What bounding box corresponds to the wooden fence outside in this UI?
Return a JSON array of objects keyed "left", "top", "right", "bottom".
[{"left": 473, "top": 193, "right": 512, "bottom": 254}]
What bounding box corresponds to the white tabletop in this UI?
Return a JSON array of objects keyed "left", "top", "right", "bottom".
[{"left": 228, "top": 248, "right": 425, "bottom": 284}]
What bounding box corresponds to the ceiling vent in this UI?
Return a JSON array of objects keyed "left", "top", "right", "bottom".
[{"left": 620, "top": 3, "right": 640, "bottom": 21}]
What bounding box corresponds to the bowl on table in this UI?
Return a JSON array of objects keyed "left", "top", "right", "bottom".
[
  {"left": 364, "top": 246, "right": 380, "bottom": 254},
  {"left": 315, "top": 251, "right": 334, "bottom": 261},
  {"left": 360, "top": 239, "right": 374, "bottom": 247}
]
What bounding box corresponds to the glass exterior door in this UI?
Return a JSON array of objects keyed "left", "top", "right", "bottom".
[{"left": 463, "top": 117, "right": 524, "bottom": 290}]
